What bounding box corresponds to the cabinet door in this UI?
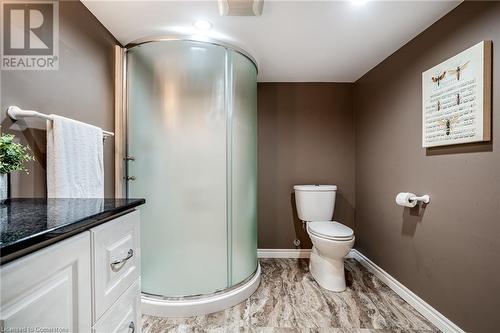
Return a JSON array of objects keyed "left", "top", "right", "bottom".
[{"left": 0, "top": 232, "right": 91, "bottom": 332}]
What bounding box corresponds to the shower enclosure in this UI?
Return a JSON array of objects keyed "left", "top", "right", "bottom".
[{"left": 124, "top": 38, "right": 259, "bottom": 316}]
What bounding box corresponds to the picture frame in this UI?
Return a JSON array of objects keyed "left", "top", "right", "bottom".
[{"left": 422, "top": 40, "right": 492, "bottom": 148}]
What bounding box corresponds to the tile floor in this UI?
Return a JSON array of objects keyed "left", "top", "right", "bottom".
[{"left": 143, "top": 258, "right": 439, "bottom": 333}]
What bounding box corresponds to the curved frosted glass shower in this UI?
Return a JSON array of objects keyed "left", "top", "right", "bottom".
[{"left": 126, "top": 40, "right": 257, "bottom": 298}]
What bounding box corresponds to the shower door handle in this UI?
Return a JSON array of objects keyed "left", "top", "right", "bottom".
[
  {"left": 127, "top": 155, "right": 135, "bottom": 181},
  {"left": 125, "top": 155, "right": 136, "bottom": 181}
]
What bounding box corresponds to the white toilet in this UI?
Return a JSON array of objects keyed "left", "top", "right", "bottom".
[{"left": 294, "top": 185, "right": 355, "bottom": 292}]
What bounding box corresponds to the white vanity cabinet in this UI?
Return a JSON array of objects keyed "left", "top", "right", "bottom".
[{"left": 0, "top": 210, "right": 141, "bottom": 333}]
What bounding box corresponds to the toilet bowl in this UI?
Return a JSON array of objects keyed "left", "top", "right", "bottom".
[
  {"left": 307, "top": 222, "right": 354, "bottom": 291},
  {"left": 294, "top": 185, "right": 355, "bottom": 292}
]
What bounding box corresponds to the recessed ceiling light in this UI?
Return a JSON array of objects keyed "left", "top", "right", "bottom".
[
  {"left": 193, "top": 20, "right": 213, "bottom": 31},
  {"left": 351, "top": 0, "right": 368, "bottom": 6}
]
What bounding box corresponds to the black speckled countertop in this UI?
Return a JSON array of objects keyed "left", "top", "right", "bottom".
[{"left": 0, "top": 198, "right": 145, "bottom": 264}]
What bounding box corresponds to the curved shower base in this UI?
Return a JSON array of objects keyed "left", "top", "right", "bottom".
[{"left": 142, "top": 264, "right": 261, "bottom": 317}]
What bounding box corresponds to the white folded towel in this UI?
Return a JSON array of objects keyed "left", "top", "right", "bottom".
[{"left": 47, "top": 115, "right": 104, "bottom": 198}]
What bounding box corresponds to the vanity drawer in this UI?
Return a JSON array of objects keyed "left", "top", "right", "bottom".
[
  {"left": 91, "top": 210, "right": 140, "bottom": 321},
  {"left": 93, "top": 279, "right": 141, "bottom": 333}
]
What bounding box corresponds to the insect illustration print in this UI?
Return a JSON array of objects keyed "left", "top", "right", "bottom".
[
  {"left": 436, "top": 99, "right": 441, "bottom": 111},
  {"left": 431, "top": 71, "right": 446, "bottom": 86},
  {"left": 456, "top": 93, "right": 461, "bottom": 106},
  {"left": 448, "top": 61, "right": 469, "bottom": 81},
  {"left": 438, "top": 115, "right": 460, "bottom": 136}
]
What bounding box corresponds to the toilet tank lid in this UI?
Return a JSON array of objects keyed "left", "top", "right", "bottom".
[{"left": 293, "top": 185, "right": 337, "bottom": 191}]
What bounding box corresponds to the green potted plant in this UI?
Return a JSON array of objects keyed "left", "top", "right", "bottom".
[{"left": 0, "top": 133, "right": 35, "bottom": 200}]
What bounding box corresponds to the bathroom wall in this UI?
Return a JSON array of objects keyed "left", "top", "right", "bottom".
[
  {"left": 0, "top": 0, "right": 118, "bottom": 197},
  {"left": 258, "top": 83, "right": 355, "bottom": 249},
  {"left": 353, "top": 2, "right": 500, "bottom": 332}
]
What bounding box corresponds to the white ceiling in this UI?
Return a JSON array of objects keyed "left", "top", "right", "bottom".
[{"left": 82, "top": 0, "right": 461, "bottom": 82}]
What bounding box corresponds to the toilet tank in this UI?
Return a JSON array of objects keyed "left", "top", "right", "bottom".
[{"left": 293, "top": 185, "right": 337, "bottom": 222}]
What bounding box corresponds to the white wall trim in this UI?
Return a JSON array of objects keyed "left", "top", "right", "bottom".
[
  {"left": 258, "top": 248, "right": 464, "bottom": 333},
  {"left": 348, "top": 249, "right": 464, "bottom": 333},
  {"left": 258, "top": 248, "right": 311, "bottom": 258},
  {"left": 258, "top": 248, "right": 355, "bottom": 259}
]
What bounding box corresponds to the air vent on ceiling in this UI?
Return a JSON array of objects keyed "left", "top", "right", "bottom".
[{"left": 218, "top": 0, "right": 264, "bottom": 16}]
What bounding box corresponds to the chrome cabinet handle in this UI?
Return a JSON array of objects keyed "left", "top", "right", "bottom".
[
  {"left": 110, "top": 249, "right": 134, "bottom": 270},
  {"left": 129, "top": 321, "right": 135, "bottom": 333}
]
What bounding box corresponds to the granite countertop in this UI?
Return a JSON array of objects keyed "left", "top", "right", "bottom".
[{"left": 0, "top": 198, "right": 145, "bottom": 265}]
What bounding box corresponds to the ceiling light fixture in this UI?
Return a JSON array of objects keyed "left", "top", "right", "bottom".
[
  {"left": 193, "top": 20, "right": 213, "bottom": 31},
  {"left": 351, "top": 0, "right": 368, "bottom": 6}
]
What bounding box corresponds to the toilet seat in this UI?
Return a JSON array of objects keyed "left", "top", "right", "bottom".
[{"left": 307, "top": 222, "right": 354, "bottom": 241}]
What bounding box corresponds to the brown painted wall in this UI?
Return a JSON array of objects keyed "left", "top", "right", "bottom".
[
  {"left": 258, "top": 83, "right": 355, "bottom": 249},
  {"left": 0, "top": 0, "right": 118, "bottom": 197},
  {"left": 353, "top": 2, "right": 500, "bottom": 332}
]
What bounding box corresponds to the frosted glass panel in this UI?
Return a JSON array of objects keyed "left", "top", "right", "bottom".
[
  {"left": 127, "top": 40, "right": 258, "bottom": 297},
  {"left": 231, "top": 51, "right": 258, "bottom": 284},
  {"left": 127, "top": 41, "right": 228, "bottom": 296}
]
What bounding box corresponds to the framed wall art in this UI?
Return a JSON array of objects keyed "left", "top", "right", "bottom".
[{"left": 422, "top": 40, "right": 492, "bottom": 148}]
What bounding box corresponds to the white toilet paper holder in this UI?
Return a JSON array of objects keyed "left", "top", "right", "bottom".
[{"left": 410, "top": 194, "right": 430, "bottom": 204}]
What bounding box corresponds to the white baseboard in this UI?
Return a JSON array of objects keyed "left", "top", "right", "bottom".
[
  {"left": 258, "top": 248, "right": 311, "bottom": 258},
  {"left": 257, "top": 248, "right": 464, "bottom": 333},
  {"left": 258, "top": 248, "right": 356, "bottom": 259},
  {"left": 349, "top": 249, "right": 464, "bottom": 333}
]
